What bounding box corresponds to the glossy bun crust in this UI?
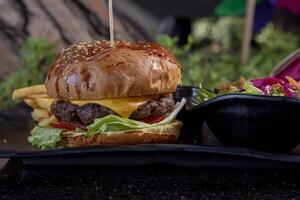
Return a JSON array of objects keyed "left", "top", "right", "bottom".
[{"left": 45, "top": 40, "right": 181, "bottom": 100}]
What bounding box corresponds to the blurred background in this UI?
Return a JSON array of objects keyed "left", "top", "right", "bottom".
[{"left": 0, "top": 0, "right": 299, "bottom": 108}]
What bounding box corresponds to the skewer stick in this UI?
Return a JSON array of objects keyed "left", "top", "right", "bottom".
[
  {"left": 108, "top": 0, "right": 114, "bottom": 47},
  {"left": 240, "top": 0, "right": 255, "bottom": 66}
]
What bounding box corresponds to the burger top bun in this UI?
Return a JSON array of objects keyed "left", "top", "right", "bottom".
[{"left": 45, "top": 40, "right": 181, "bottom": 100}]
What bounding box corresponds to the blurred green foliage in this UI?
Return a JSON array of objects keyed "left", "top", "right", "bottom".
[
  {"left": 215, "top": 0, "right": 262, "bottom": 16},
  {"left": 0, "top": 37, "right": 55, "bottom": 108},
  {"left": 156, "top": 17, "right": 299, "bottom": 88}
]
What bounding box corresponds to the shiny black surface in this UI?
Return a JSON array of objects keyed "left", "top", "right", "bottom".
[{"left": 189, "top": 94, "right": 300, "bottom": 151}]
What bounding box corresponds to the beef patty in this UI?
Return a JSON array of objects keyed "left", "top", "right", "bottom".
[{"left": 50, "top": 96, "right": 175, "bottom": 125}]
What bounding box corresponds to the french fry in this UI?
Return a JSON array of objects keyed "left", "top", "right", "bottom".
[
  {"left": 30, "top": 126, "right": 39, "bottom": 134},
  {"left": 31, "top": 109, "right": 50, "bottom": 121},
  {"left": 35, "top": 97, "right": 54, "bottom": 110},
  {"left": 38, "top": 115, "right": 58, "bottom": 127},
  {"left": 24, "top": 98, "right": 40, "bottom": 108},
  {"left": 30, "top": 115, "right": 58, "bottom": 134},
  {"left": 12, "top": 84, "right": 47, "bottom": 100},
  {"left": 27, "top": 94, "right": 49, "bottom": 99}
]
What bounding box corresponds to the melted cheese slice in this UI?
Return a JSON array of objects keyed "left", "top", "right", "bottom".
[
  {"left": 24, "top": 94, "right": 159, "bottom": 118},
  {"left": 70, "top": 95, "right": 158, "bottom": 118}
]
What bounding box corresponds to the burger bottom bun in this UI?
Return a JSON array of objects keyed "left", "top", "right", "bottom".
[{"left": 61, "top": 120, "right": 182, "bottom": 147}]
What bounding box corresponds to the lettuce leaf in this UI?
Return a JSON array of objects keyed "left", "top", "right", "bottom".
[
  {"left": 242, "top": 81, "right": 263, "bottom": 95},
  {"left": 217, "top": 85, "right": 239, "bottom": 95},
  {"left": 86, "top": 98, "right": 186, "bottom": 137},
  {"left": 28, "top": 126, "right": 62, "bottom": 149},
  {"left": 196, "top": 82, "right": 217, "bottom": 103}
]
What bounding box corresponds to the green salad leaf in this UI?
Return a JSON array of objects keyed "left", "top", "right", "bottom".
[
  {"left": 192, "top": 82, "right": 217, "bottom": 105},
  {"left": 87, "top": 116, "right": 148, "bottom": 136},
  {"left": 86, "top": 98, "right": 186, "bottom": 137},
  {"left": 217, "top": 85, "right": 239, "bottom": 95},
  {"left": 28, "top": 126, "right": 62, "bottom": 149},
  {"left": 242, "top": 81, "right": 263, "bottom": 95}
]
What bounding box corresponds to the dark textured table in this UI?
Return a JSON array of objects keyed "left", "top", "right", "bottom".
[{"left": 1, "top": 159, "right": 300, "bottom": 199}]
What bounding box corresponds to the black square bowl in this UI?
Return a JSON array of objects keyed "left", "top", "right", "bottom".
[{"left": 187, "top": 94, "right": 300, "bottom": 152}]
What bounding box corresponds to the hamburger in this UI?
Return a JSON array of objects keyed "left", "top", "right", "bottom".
[{"left": 12, "top": 40, "right": 185, "bottom": 149}]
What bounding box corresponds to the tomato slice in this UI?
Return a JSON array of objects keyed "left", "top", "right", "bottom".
[
  {"left": 140, "top": 115, "right": 165, "bottom": 124},
  {"left": 50, "top": 123, "right": 77, "bottom": 131}
]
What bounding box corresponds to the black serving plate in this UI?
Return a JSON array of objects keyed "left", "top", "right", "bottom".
[
  {"left": 2, "top": 86, "right": 300, "bottom": 168},
  {"left": 188, "top": 94, "right": 300, "bottom": 152},
  {"left": 0, "top": 86, "right": 202, "bottom": 163}
]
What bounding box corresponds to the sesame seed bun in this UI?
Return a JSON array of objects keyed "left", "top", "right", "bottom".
[{"left": 45, "top": 40, "right": 181, "bottom": 100}]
